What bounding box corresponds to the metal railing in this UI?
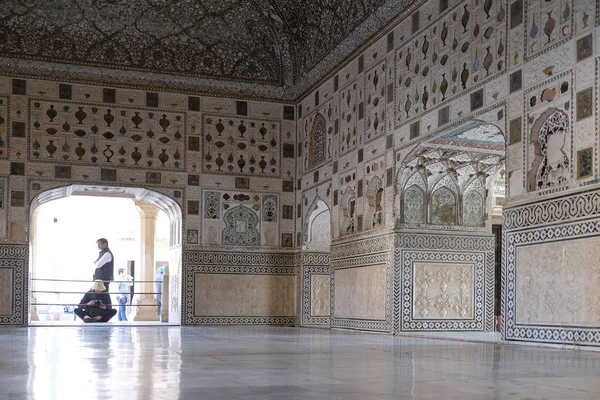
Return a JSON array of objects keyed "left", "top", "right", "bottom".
[{"left": 30, "top": 277, "right": 169, "bottom": 322}]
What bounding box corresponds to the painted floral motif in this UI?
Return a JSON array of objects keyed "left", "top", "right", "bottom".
[
  {"left": 222, "top": 205, "right": 259, "bottom": 246},
  {"left": 262, "top": 195, "right": 278, "bottom": 222},
  {"left": 204, "top": 191, "right": 220, "bottom": 219},
  {"left": 309, "top": 113, "right": 327, "bottom": 169}
]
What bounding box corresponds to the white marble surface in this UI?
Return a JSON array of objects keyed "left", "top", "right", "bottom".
[{"left": 1, "top": 326, "right": 600, "bottom": 399}]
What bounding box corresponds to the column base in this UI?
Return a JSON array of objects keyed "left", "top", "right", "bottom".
[{"left": 132, "top": 296, "right": 160, "bottom": 321}]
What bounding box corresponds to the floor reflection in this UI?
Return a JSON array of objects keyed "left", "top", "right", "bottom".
[{"left": 2, "top": 326, "right": 600, "bottom": 399}]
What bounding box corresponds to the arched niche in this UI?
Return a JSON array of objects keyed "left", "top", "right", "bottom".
[
  {"left": 366, "top": 176, "right": 383, "bottom": 229},
  {"left": 309, "top": 113, "right": 327, "bottom": 169},
  {"left": 339, "top": 187, "right": 356, "bottom": 236},
  {"left": 303, "top": 197, "right": 331, "bottom": 250},
  {"left": 430, "top": 175, "right": 459, "bottom": 225},
  {"left": 222, "top": 205, "right": 260, "bottom": 247},
  {"left": 401, "top": 170, "right": 427, "bottom": 224},
  {"left": 527, "top": 108, "right": 570, "bottom": 191},
  {"left": 462, "top": 177, "right": 486, "bottom": 227}
]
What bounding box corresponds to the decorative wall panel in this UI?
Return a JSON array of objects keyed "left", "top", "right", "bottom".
[
  {"left": 504, "top": 190, "right": 600, "bottom": 346},
  {"left": 0, "top": 245, "right": 27, "bottom": 325},
  {"left": 301, "top": 102, "right": 333, "bottom": 172},
  {"left": 413, "top": 262, "right": 475, "bottom": 319},
  {"left": 300, "top": 252, "right": 331, "bottom": 326},
  {"left": 334, "top": 265, "right": 387, "bottom": 319},
  {"left": 194, "top": 273, "right": 296, "bottom": 316},
  {"left": 201, "top": 188, "right": 287, "bottom": 248},
  {"left": 395, "top": 233, "right": 494, "bottom": 332},
  {"left": 183, "top": 250, "right": 296, "bottom": 325},
  {"left": 394, "top": 0, "right": 507, "bottom": 128},
  {"left": 331, "top": 234, "right": 394, "bottom": 332},
  {"left": 202, "top": 115, "right": 280, "bottom": 177},
  {"left": 516, "top": 237, "right": 600, "bottom": 327},
  {"left": 30, "top": 100, "right": 185, "bottom": 169}
]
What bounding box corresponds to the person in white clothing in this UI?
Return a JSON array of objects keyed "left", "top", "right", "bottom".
[{"left": 93, "top": 238, "right": 114, "bottom": 293}]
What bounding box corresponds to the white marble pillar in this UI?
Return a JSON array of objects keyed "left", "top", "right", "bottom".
[
  {"left": 133, "top": 201, "right": 160, "bottom": 321},
  {"left": 29, "top": 208, "right": 40, "bottom": 322}
]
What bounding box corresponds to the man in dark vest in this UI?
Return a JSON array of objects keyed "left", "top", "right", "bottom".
[{"left": 93, "top": 238, "right": 114, "bottom": 293}]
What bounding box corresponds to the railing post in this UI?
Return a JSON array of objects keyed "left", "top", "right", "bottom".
[{"left": 161, "top": 272, "right": 169, "bottom": 323}]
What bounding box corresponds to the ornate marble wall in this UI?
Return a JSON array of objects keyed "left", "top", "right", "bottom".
[
  {"left": 394, "top": 232, "right": 495, "bottom": 332},
  {"left": 300, "top": 252, "right": 330, "bottom": 326},
  {"left": 503, "top": 189, "right": 600, "bottom": 346},
  {"left": 330, "top": 234, "right": 394, "bottom": 332},
  {"left": 0, "top": 76, "right": 296, "bottom": 326},
  {"left": 295, "top": 0, "right": 600, "bottom": 346}
]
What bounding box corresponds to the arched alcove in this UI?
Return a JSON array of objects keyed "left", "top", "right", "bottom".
[{"left": 303, "top": 197, "right": 331, "bottom": 250}]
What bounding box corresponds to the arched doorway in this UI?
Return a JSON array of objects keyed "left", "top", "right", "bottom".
[
  {"left": 300, "top": 195, "right": 332, "bottom": 327},
  {"left": 394, "top": 119, "right": 505, "bottom": 336},
  {"left": 28, "top": 184, "right": 183, "bottom": 325}
]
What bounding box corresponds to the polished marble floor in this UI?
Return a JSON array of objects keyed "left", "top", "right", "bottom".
[{"left": 2, "top": 326, "right": 600, "bottom": 400}]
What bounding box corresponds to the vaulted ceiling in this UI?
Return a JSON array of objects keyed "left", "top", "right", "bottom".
[{"left": 0, "top": 0, "right": 413, "bottom": 100}]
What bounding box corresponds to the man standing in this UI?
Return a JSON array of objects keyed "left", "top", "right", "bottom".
[{"left": 93, "top": 238, "right": 114, "bottom": 293}]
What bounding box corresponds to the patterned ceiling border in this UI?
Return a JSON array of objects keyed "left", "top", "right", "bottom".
[
  {"left": 0, "top": 0, "right": 422, "bottom": 102},
  {"left": 0, "top": 58, "right": 289, "bottom": 103}
]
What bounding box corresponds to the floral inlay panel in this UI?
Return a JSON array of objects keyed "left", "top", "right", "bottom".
[
  {"left": 222, "top": 205, "right": 260, "bottom": 247},
  {"left": 202, "top": 115, "right": 280, "bottom": 177},
  {"left": 413, "top": 262, "right": 474, "bottom": 319},
  {"left": 29, "top": 100, "right": 185, "bottom": 169},
  {"left": 516, "top": 236, "right": 600, "bottom": 327}
]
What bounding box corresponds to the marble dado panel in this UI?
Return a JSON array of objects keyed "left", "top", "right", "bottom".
[
  {"left": 503, "top": 195, "right": 600, "bottom": 345},
  {"left": 310, "top": 275, "right": 331, "bottom": 317},
  {"left": 331, "top": 234, "right": 394, "bottom": 332},
  {"left": 202, "top": 114, "right": 282, "bottom": 177},
  {"left": 516, "top": 237, "right": 600, "bottom": 327},
  {"left": 334, "top": 265, "right": 387, "bottom": 320},
  {"left": 394, "top": 232, "right": 494, "bottom": 333},
  {"left": 0, "top": 244, "right": 27, "bottom": 325},
  {"left": 413, "top": 262, "right": 475, "bottom": 320},
  {"left": 300, "top": 252, "right": 330, "bottom": 326},
  {"left": 29, "top": 100, "right": 185, "bottom": 169},
  {"left": 183, "top": 250, "right": 296, "bottom": 325},
  {"left": 194, "top": 273, "right": 296, "bottom": 317}
]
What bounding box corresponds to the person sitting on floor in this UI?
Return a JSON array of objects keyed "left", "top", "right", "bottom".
[{"left": 73, "top": 280, "right": 117, "bottom": 323}]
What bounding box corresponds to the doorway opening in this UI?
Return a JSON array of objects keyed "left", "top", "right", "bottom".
[{"left": 29, "top": 185, "right": 183, "bottom": 326}]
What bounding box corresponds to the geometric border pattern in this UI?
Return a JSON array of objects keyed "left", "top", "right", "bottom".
[
  {"left": 503, "top": 188, "right": 600, "bottom": 230},
  {"left": 504, "top": 216, "right": 600, "bottom": 346},
  {"left": 400, "top": 251, "right": 485, "bottom": 331},
  {"left": 301, "top": 252, "right": 330, "bottom": 326},
  {"left": 183, "top": 250, "right": 297, "bottom": 325},
  {"left": 301, "top": 264, "right": 330, "bottom": 325},
  {"left": 0, "top": 245, "right": 27, "bottom": 325},
  {"left": 394, "top": 233, "right": 495, "bottom": 333},
  {"left": 331, "top": 233, "right": 394, "bottom": 332}
]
